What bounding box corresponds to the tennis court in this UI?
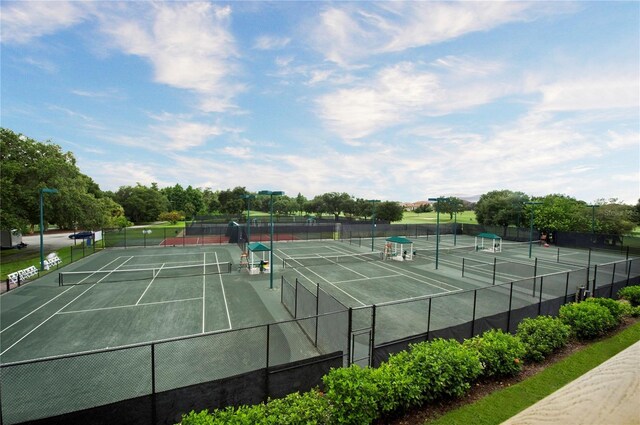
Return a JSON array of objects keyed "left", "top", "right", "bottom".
[{"left": 0, "top": 237, "right": 636, "bottom": 424}]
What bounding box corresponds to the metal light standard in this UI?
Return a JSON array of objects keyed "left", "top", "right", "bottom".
[
  {"left": 587, "top": 204, "right": 600, "bottom": 237},
  {"left": 367, "top": 200, "right": 380, "bottom": 252},
  {"left": 525, "top": 201, "right": 542, "bottom": 258},
  {"left": 39, "top": 188, "right": 58, "bottom": 270},
  {"left": 258, "top": 190, "right": 284, "bottom": 289},
  {"left": 241, "top": 194, "right": 255, "bottom": 246},
  {"left": 428, "top": 197, "right": 450, "bottom": 269}
]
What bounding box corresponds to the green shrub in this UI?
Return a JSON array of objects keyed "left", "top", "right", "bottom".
[
  {"left": 180, "top": 409, "right": 214, "bottom": 425},
  {"left": 618, "top": 285, "right": 640, "bottom": 306},
  {"left": 559, "top": 301, "right": 617, "bottom": 340},
  {"left": 516, "top": 316, "right": 571, "bottom": 362},
  {"left": 208, "top": 404, "right": 267, "bottom": 424},
  {"left": 264, "top": 390, "right": 330, "bottom": 424},
  {"left": 394, "top": 338, "right": 482, "bottom": 403},
  {"left": 322, "top": 365, "right": 381, "bottom": 425},
  {"left": 464, "top": 329, "right": 526, "bottom": 377},
  {"left": 584, "top": 297, "right": 625, "bottom": 323}
]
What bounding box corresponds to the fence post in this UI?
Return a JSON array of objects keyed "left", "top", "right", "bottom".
[
  {"left": 592, "top": 264, "right": 598, "bottom": 296},
  {"left": 609, "top": 263, "right": 616, "bottom": 298},
  {"left": 492, "top": 258, "right": 497, "bottom": 285},
  {"left": 626, "top": 259, "right": 633, "bottom": 287},
  {"left": 151, "top": 343, "right": 157, "bottom": 424},
  {"left": 265, "top": 324, "right": 271, "bottom": 402},
  {"left": 462, "top": 258, "right": 465, "bottom": 277},
  {"left": 347, "top": 308, "right": 353, "bottom": 366},
  {"left": 471, "top": 289, "right": 477, "bottom": 338},
  {"left": 534, "top": 257, "right": 538, "bottom": 277},
  {"left": 370, "top": 305, "right": 376, "bottom": 367},
  {"left": 315, "top": 284, "right": 320, "bottom": 347},
  {"left": 294, "top": 279, "right": 299, "bottom": 318},
  {"left": 507, "top": 282, "right": 514, "bottom": 333},
  {"left": 564, "top": 272, "right": 570, "bottom": 304},
  {"left": 538, "top": 277, "right": 544, "bottom": 315},
  {"left": 426, "top": 297, "right": 432, "bottom": 341}
]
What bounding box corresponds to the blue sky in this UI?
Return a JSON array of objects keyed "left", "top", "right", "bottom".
[{"left": 2, "top": 1, "right": 638, "bottom": 204}]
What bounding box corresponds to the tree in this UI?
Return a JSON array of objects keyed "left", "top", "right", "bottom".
[
  {"left": 295, "top": 193, "right": 307, "bottom": 215},
  {"left": 376, "top": 201, "right": 404, "bottom": 222},
  {"left": 218, "top": 187, "right": 248, "bottom": 215},
  {"left": 475, "top": 190, "right": 530, "bottom": 227},
  {"left": 158, "top": 211, "right": 185, "bottom": 225},
  {"left": 590, "top": 199, "right": 636, "bottom": 236},
  {"left": 0, "top": 128, "right": 121, "bottom": 231},
  {"left": 529, "top": 194, "right": 590, "bottom": 232},
  {"left": 414, "top": 203, "right": 433, "bottom": 214},
  {"left": 439, "top": 197, "right": 465, "bottom": 219},
  {"left": 114, "top": 183, "right": 169, "bottom": 223},
  {"left": 202, "top": 188, "right": 220, "bottom": 214},
  {"left": 321, "top": 192, "right": 354, "bottom": 221}
]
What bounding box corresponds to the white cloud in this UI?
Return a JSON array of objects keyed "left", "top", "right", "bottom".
[
  {"left": 97, "top": 2, "right": 243, "bottom": 112},
  {"left": 317, "top": 60, "right": 513, "bottom": 140},
  {"left": 310, "top": 2, "right": 552, "bottom": 66},
  {"left": 537, "top": 75, "right": 639, "bottom": 112},
  {"left": 0, "top": 1, "right": 89, "bottom": 44},
  {"left": 254, "top": 35, "right": 290, "bottom": 50}
]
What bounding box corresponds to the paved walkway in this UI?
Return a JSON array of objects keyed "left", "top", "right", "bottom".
[{"left": 502, "top": 340, "right": 640, "bottom": 425}]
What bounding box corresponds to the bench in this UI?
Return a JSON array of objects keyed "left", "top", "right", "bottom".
[
  {"left": 18, "top": 266, "right": 39, "bottom": 281},
  {"left": 44, "top": 255, "right": 62, "bottom": 270}
]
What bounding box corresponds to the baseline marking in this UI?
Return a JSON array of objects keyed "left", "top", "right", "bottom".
[
  {"left": 136, "top": 263, "right": 164, "bottom": 305},
  {"left": 0, "top": 256, "right": 126, "bottom": 334},
  {"left": 0, "top": 257, "right": 134, "bottom": 357}
]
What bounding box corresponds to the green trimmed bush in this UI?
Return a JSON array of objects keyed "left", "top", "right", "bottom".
[
  {"left": 464, "top": 329, "right": 526, "bottom": 377},
  {"left": 322, "top": 365, "right": 381, "bottom": 425},
  {"left": 180, "top": 409, "right": 214, "bottom": 425},
  {"left": 559, "top": 301, "right": 617, "bottom": 340},
  {"left": 618, "top": 285, "right": 640, "bottom": 306},
  {"left": 372, "top": 359, "right": 419, "bottom": 414},
  {"left": 393, "top": 338, "right": 482, "bottom": 403},
  {"left": 584, "top": 297, "right": 625, "bottom": 324},
  {"left": 208, "top": 404, "right": 266, "bottom": 424},
  {"left": 516, "top": 316, "right": 571, "bottom": 362},
  {"left": 264, "top": 390, "right": 330, "bottom": 424}
]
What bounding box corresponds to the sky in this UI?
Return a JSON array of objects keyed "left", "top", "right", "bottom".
[{"left": 1, "top": 1, "right": 639, "bottom": 204}]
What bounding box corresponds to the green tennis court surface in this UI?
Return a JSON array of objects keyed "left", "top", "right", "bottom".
[{"left": 0, "top": 238, "right": 634, "bottom": 424}]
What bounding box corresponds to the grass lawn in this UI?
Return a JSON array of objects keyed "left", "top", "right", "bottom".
[
  {"left": 399, "top": 211, "right": 477, "bottom": 224},
  {"left": 424, "top": 320, "right": 640, "bottom": 425},
  {"left": 0, "top": 243, "right": 98, "bottom": 281}
]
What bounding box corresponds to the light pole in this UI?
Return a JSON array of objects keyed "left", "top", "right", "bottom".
[
  {"left": 587, "top": 205, "right": 600, "bottom": 236},
  {"left": 367, "top": 200, "right": 380, "bottom": 252},
  {"left": 525, "top": 201, "right": 542, "bottom": 258},
  {"left": 241, "top": 194, "right": 255, "bottom": 246},
  {"left": 258, "top": 190, "right": 284, "bottom": 289},
  {"left": 39, "top": 188, "right": 59, "bottom": 270},
  {"left": 428, "top": 197, "right": 450, "bottom": 269}
]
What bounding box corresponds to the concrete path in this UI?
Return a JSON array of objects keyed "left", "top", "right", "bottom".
[{"left": 502, "top": 340, "right": 640, "bottom": 425}]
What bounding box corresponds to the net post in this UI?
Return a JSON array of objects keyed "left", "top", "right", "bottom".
[
  {"left": 557, "top": 247, "right": 560, "bottom": 263},
  {"left": 58, "top": 273, "right": 62, "bottom": 286},
  {"left": 462, "top": 258, "right": 465, "bottom": 277}
]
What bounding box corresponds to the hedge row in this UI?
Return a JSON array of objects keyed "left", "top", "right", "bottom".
[{"left": 179, "top": 286, "right": 640, "bottom": 425}]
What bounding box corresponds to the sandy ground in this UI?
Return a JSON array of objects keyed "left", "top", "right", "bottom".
[{"left": 501, "top": 341, "right": 640, "bottom": 425}]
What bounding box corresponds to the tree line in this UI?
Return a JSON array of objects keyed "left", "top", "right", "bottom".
[{"left": 1, "top": 128, "right": 638, "bottom": 235}]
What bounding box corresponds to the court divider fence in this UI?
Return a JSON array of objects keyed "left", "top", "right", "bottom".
[{"left": 2, "top": 237, "right": 639, "bottom": 424}]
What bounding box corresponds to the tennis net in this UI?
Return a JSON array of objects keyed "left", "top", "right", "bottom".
[
  {"left": 282, "top": 251, "right": 383, "bottom": 268},
  {"left": 59, "top": 262, "right": 233, "bottom": 286},
  {"left": 501, "top": 241, "right": 539, "bottom": 251}
]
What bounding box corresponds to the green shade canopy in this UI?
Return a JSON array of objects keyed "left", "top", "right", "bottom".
[
  {"left": 386, "top": 236, "right": 412, "bottom": 244},
  {"left": 248, "top": 242, "right": 271, "bottom": 252},
  {"left": 477, "top": 232, "right": 501, "bottom": 239}
]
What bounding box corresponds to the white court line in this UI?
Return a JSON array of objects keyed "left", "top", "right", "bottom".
[
  {"left": 213, "top": 252, "right": 232, "bottom": 332},
  {"left": 57, "top": 297, "right": 203, "bottom": 314},
  {"left": 136, "top": 263, "right": 164, "bottom": 305},
  {"left": 325, "top": 245, "right": 462, "bottom": 293},
  {"left": 0, "top": 256, "right": 134, "bottom": 356},
  {"left": 0, "top": 256, "right": 126, "bottom": 335},
  {"left": 275, "top": 249, "right": 367, "bottom": 307},
  {"left": 334, "top": 274, "right": 403, "bottom": 284}
]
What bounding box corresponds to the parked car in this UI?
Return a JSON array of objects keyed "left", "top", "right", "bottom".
[{"left": 68, "top": 231, "right": 94, "bottom": 239}]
